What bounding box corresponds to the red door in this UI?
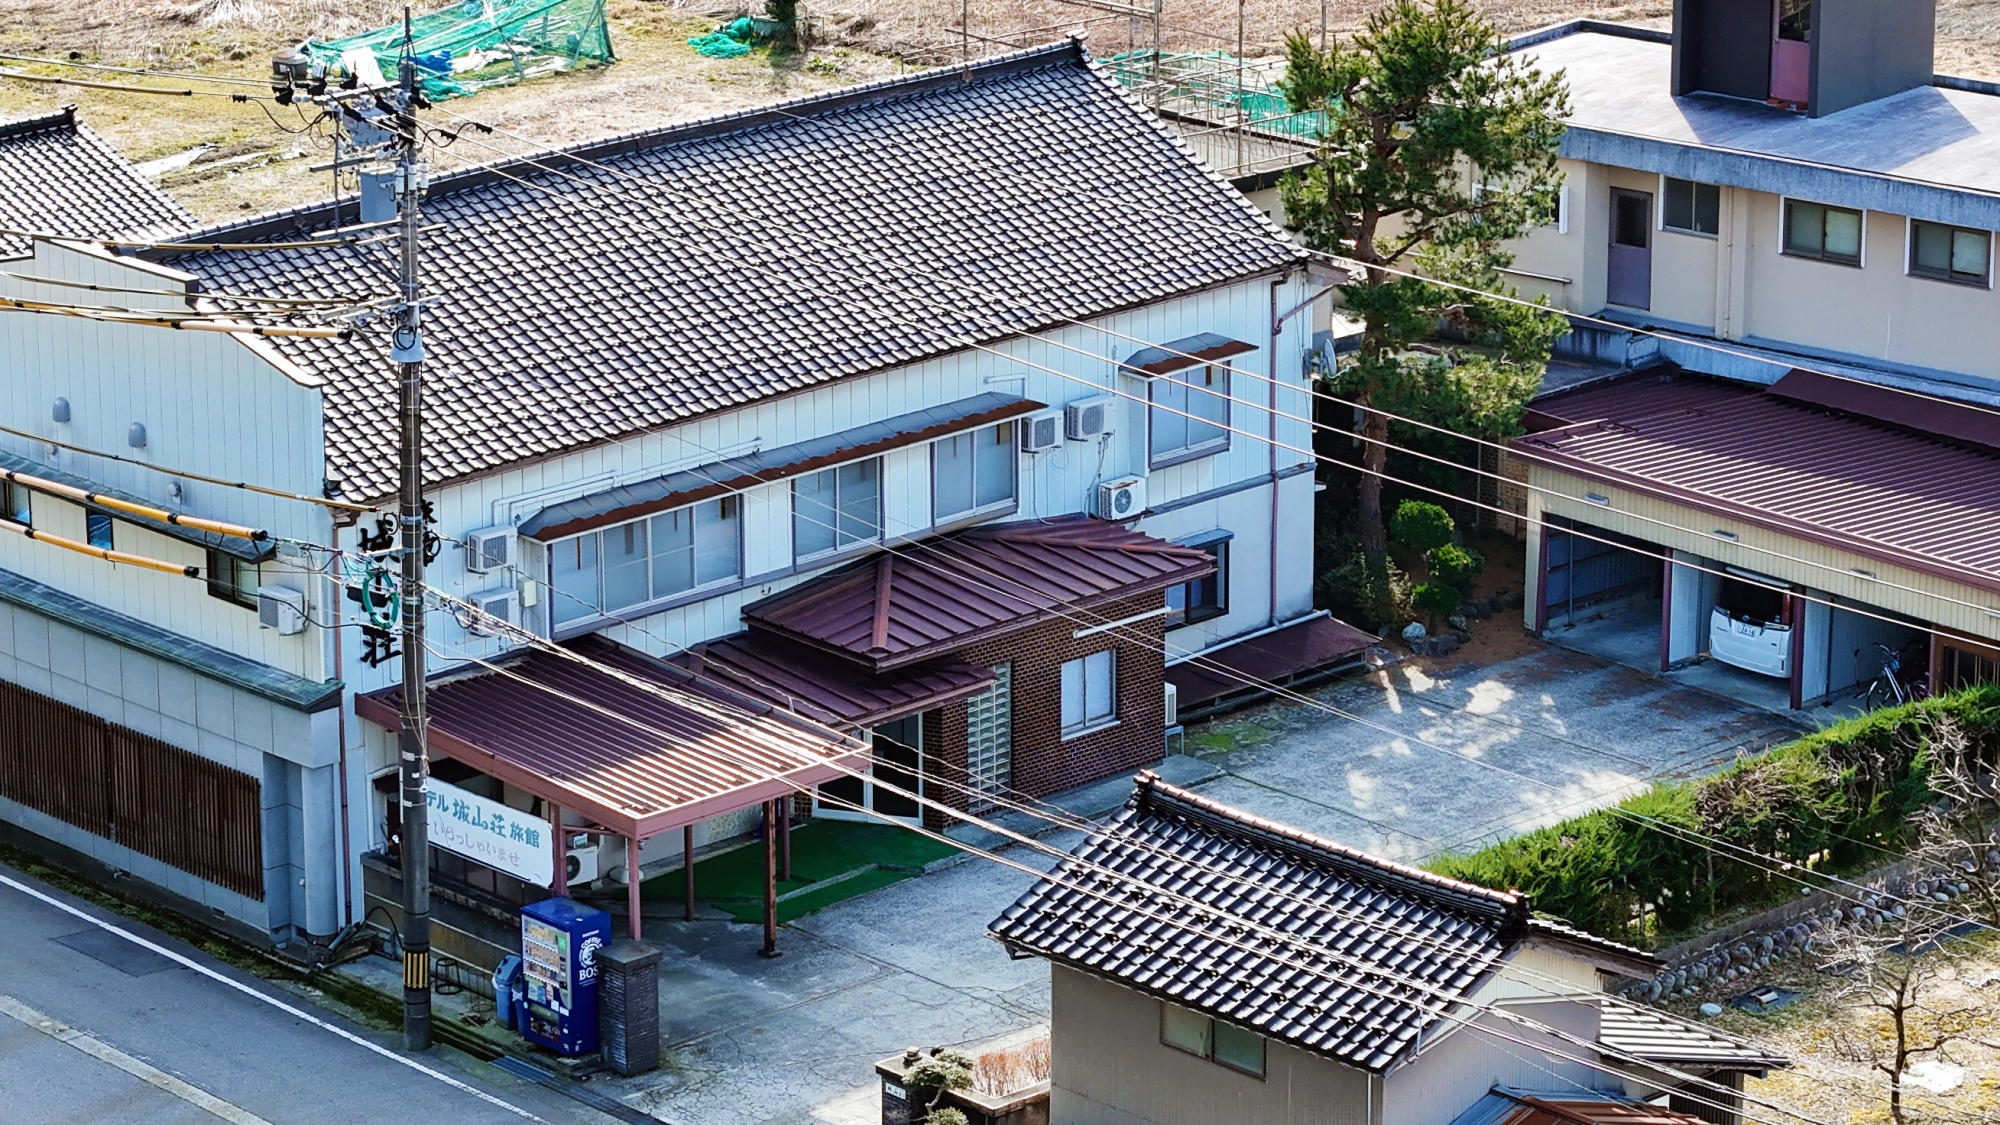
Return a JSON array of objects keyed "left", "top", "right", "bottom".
[
  {"left": 1607, "top": 188, "right": 1652, "bottom": 310},
  {"left": 1771, "top": 0, "right": 1810, "bottom": 105}
]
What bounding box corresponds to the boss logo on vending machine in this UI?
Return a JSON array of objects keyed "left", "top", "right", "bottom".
[{"left": 578, "top": 932, "right": 604, "bottom": 984}]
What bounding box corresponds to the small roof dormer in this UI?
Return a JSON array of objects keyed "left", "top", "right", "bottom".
[{"left": 1671, "top": 0, "right": 1937, "bottom": 117}]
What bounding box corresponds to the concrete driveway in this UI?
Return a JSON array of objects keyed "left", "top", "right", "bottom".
[{"left": 601, "top": 641, "right": 1803, "bottom": 1124}]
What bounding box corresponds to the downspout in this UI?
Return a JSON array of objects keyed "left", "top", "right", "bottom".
[
  {"left": 333, "top": 522, "right": 355, "bottom": 926},
  {"left": 1268, "top": 275, "right": 1283, "bottom": 626}
]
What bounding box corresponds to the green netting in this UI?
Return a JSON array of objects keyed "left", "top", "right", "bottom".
[
  {"left": 1103, "top": 50, "right": 1331, "bottom": 139},
  {"left": 687, "top": 16, "right": 782, "bottom": 59},
  {"left": 303, "top": 0, "right": 614, "bottom": 101}
]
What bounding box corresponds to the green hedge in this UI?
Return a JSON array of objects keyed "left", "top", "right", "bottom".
[{"left": 1427, "top": 686, "right": 2000, "bottom": 947}]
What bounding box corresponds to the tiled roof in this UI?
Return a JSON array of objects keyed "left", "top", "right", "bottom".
[
  {"left": 742, "top": 514, "right": 1215, "bottom": 671},
  {"left": 988, "top": 774, "right": 1541, "bottom": 1073},
  {"left": 1518, "top": 369, "right": 2000, "bottom": 595},
  {"left": 0, "top": 107, "right": 190, "bottom": 259},
  {"left": 159, "top": 41, "right": 1303, "bottom": 502}
]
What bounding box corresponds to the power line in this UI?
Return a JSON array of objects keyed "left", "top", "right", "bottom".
[
  {"left": 0, "top": 67, "right": 276, "bottom": 100},
  {"left": 0, "top": 420, "right": 375, "bottom": 512},
  {"left": 0, "top": 52, "right": 273, "bottom": 88}
]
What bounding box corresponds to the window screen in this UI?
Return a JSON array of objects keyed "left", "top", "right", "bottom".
[
  {"left": 1910, "top": 219, "right": 1990, "bottom": 285},
  {"left": 1149, "top": 364, "right": 1231, "bottom": 465},
  {"left": 795, "top": 459, "right": 882, "bottom": 560},
  {"left": 934, "top": 422, "right": 1018, "bottom": 521}
]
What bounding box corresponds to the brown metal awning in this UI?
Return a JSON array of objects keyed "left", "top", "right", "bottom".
[
  {"left": 354, "top": 637, "right": 866, "bottom": 841},
  {"left": 741, "top": 514, "right": 1216, "bottom": 672},
  {"left": 667, "top": 631, "right": 997, "bottom": 729}
]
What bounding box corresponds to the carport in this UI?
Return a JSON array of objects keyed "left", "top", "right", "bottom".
[{"left": 1515, "top": 368, "right": 2000, "bottom": 712}]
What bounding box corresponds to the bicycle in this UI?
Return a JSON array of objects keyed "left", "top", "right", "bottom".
[{"left": 1858, "top": 642, "right": 1927, "bottom": 710}]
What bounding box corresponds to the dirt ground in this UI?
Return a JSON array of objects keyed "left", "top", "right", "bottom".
[{"left": 1682, "top": 932, "right": 2000, "bottom": 1125}]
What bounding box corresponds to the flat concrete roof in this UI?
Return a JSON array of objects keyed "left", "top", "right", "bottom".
[{"left": 1519, "top": 30, "right": 2000, "bottom": 230}]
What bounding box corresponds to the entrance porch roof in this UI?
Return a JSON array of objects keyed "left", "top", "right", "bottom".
[
  {"left": 355, "top": 637, "right": 865, "bottom": 841},
  {"left": 666, "top": 630, "right": 998, "bottom": 730}
]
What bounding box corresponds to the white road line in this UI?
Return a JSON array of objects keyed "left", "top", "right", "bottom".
[
  {"left": 0, "top": 991, "right": 276, "bottom": 1125},
  {"left": 0, "top": 871, "right": 550, "bottom": 1123}
]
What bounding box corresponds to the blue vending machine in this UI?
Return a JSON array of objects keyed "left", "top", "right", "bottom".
[{"left": 519, "top": 898, "right": 612, "bottom": 1056}]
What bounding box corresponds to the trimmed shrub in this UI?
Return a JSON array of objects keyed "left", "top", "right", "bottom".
[
  {"left": 1389, "top": 500, "right": 1455, "bottom": 553},
  {"left": 1428, "top": 686, "right": 2000, "bottom": 947}
]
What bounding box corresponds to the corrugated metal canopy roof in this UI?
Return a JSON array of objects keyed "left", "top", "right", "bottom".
[
  {"left": 666, "top": 630, "right": 998, "bottom": 729},
  {"left": 742, "top": 514, "right": 1215, "bottom": 671},
  {"left": 1596, "top": 1002, "right": 1789, "bottom": 1072},
  {"left": 1448, "top": 1087, "right": 1716, "bottom": 1125},
  {"left": 354, "top": 637, "right": 865, "bottom": 839},
  {"left": 1518, "top": 370, "right": 2000, "bottom": 595}
]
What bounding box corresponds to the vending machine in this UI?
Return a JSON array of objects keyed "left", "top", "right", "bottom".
[{"left": 519, "top": 897, "right": 612, "bottom": 1056}]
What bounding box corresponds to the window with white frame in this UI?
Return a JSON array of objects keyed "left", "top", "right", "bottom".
[
  {"left": 550, "top": 496, "right": 741, "bottom": 626},
  {"left": 1149, "top": 364, "right": 1230, "bottom": 467},
  {"left": 933, "top": 422, "right": 1018, "bottom": 522},
  {"left": 1908, "top": 219, "right": 1991, "bottom": 286},
  {"left": 1661, "top": 177, "right": 1720, "bottom": 236},
  {"left": 794, "top": 458, "right": 882, "bottom": 560},
  {"left": 1060, "top": 649, "right": 1115, "bottom": 737},
  {"left": 1783, "top": 200, "right": 1863, "bottom": 266}
]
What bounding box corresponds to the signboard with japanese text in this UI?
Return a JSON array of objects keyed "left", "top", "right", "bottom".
[{"left": 425, "top": 777, "right": 554, "bottom": 886}]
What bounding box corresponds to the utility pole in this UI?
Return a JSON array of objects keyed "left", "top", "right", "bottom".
[{"left": 389, "top": 8, "right": 433, "bottom": 1053}]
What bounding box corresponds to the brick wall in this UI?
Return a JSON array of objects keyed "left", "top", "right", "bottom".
[{"left": 920, "top": 592, "right": 1167, "bottom": 830}]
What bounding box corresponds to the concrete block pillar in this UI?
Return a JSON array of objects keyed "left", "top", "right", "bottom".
[{"left": 596, "top": 939, "right": 663, "bottom": 1076}]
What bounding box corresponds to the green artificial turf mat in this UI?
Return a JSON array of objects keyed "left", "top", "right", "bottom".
[{"left": 640, "top": 818, "right": 956, "bottom": 921}]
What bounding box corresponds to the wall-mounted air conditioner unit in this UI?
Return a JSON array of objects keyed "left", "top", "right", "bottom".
[
  {"left": 565, "top": 844, "right": 600, "bottom": 886},
  {"left": 1065, "top": 395, "right": 1116, "bottom": 441},
  {"left": 468, "top": 588, "right": 519, "bottom": 637},
  {"left": 1020, "top": 410, "right": 1063, "bottom": 453},
  {"left": 464, "top": 526, "right": 514, "bottom": 575},
  {"left": 256, "top": 585, "right": 306, "bottom": 635},
  {"left": 1163, "top": 681, "right": 1178, "bottom": 728},
  {"left": 1095, "top": 475, "right": 1146, "bottom": 521}
]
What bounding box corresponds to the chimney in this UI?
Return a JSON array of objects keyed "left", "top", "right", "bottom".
[{"left": 1671, "top": 0, "right": 1937, "bottom": 118}]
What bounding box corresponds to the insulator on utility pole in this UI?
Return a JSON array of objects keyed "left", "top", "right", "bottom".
[{"left": 390, "top": 6, "right": 434, "bottom": 1054}]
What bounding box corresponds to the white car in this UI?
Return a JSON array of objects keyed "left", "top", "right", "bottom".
[{"left": 1709, "top": 575, "right": 1791, "bottom": 678}]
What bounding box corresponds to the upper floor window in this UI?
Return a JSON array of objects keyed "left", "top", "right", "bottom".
[
  {"left": 1149, "top": 364, "right": 1230, "bottom": 468},
  {"left": 86, "top": 513, "right": 114, "bottom": 551},
  {"left": 207, "top": 550, "right": 259, "bottom": 609},
  {"left": 1161, "top": 1002, "right": 1266, "bottom": 1079},
  {"left": 795, "top": 459, "right": 881, "bottom": 561},
  {"left": 1784, "top": 200, "right": 1863, "bottom": 266},
  {"left": 1909, "top": 219, "right": 1991, "bottom": 287},
  {"left": 934, "top": 422, "right": 1017, "bottom": 523},
  {"left": 1165, "top": 535, "right": 1229, "bottom": 629},
  {"left": 1, "top": 480, "right": 30, "bottom": 526},
  {"left": 1662, "top": 178, "right": 1719, "bottom": 237},
  {"left": 1060, "top": 649, "right": 1116, "bottom": 737},
  {"left": 551, "top": 496, "right": 741, "bottom": 626}
]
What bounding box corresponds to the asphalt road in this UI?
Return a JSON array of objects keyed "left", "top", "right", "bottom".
[{"left": 0, "top": 862, "right": 618, "bottom": 1125}]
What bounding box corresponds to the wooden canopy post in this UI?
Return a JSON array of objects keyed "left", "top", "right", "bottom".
[
  {"left": 552, "top": 803, "right": 568, "bottom": 898},
  {"left": 683, "top": 824, "right": 696, "bottom": 922},
  {"left": 627, "top": 834, "right": 642, "bottom": 941},
  {"left": 758, "top": 799, "right": 781, "bottom": 958},
  {"left": 779, "top": 796, "right": 792, "bottom": 883}
]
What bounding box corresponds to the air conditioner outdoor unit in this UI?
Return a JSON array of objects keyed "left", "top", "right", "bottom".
[
  {"left": 1163, "top": 681, "right": 1179, "bottom": 728},
  {"left": 256, "top": 585, "right": 306, "bottom": 635},
  {"left": 464, "top": 526, "right": 514, "bottom": 575},
  {"left": 1065, "top": 395, "right": 1116, "bottom": 441},
  {"left": 1020, "top": 410, "right": 1063, "bottom": 453},
  {"left": 1095, "top": 475, "right": 1146, "bottom": 521},
  {"left": 565, "top": 844, "right": 600, "bottom": 886},
  {"left": 468, "top": 587, "right": 519, "bottom": 637}
]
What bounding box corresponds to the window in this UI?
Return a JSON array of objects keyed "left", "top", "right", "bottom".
[
  {"left": 2, "top": 480, "right": 31, "bottom": 526},
  {"left": 1160, "top": 1003, "right": 1266, "bottom": 1080},
  {"left": 1909, "top": 219, "right": 1991, "bottom": 286},
  {"left": 85, "top": 513, "right": 114, "bottom": 551},
  {"left": 1784, "top": 200, "right": 1863, "bottom": 266},
  {"left": 549, "top": 497, "right": 742, "bottom": 626},
  {"left": 206, "top": 550, "right": 259, "bottom": 608},
  {"left": 1149, "top": 364, "right": 1230, "bottom": 466},
  {"left": 1060, "top": 650, "right": 1115, "bottom": 737},
  {"left": 794, "top": 459, "right": 882, "bottom": 560},
  {"left": 1662, "top": 178, "right": 1719, "bottom": 236},
  {"left": 1166, "top": 536, "right": 1229, "bottom": 628},
  {"left": 933, "top": 422, "right": 1018, "bottom": 522}
]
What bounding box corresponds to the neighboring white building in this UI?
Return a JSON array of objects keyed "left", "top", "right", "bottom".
[{"left": 0, "top": 42, "right": 1347, "bottom": 953}]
